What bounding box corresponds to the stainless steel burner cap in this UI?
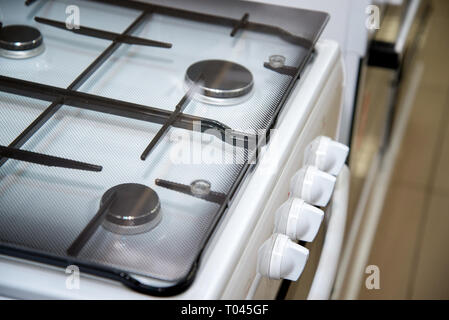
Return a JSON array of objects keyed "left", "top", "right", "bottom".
[
  {"left": 0, "top": 25, "right": 44, "bottom": 59},
  {"left": 101, "top": 183, "right": 161, "bottom": 235},
  {"left": 185, "top": 59, "right": 253, "bottom": 99}
]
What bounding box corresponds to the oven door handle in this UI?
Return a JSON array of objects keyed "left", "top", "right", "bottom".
[
  {"left": 368, "top": 0, "right": 422, "bottom": 69},
  {"left": 394, "top": 0, "right": 421, "bottom": 55},
  {"left": 307, "top": 165, "right": 350, "bottom": 300}
]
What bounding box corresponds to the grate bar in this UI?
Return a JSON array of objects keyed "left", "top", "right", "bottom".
[
  {"left": 0, "top": 75, "right": 254, "bottom": 145},
  {"left": 0, "top": 11, "right": 150, "bottom": 168},
  {"left": 140, "top": 76, "right": 201, "bottom": 160},
  {"left": 86, "top": 0, "right": 313, "bottom": 48},
  {"left": 67, "top": 193, "right": 115, "bottom": 256},
  {"left": 0, "top": 145, "right": 102, "bottom": 172},
  {"left": 230, "top": 13, "right": 249, "bottom": 37},
  {"left": 35, "top": 16, "right": 172, "bottom": 48},
  {"left": 24, "top": 0, "right": 39, "bottom": 6}
]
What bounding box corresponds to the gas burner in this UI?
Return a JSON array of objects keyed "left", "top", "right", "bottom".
[
  {"left": 185, "top": 59, "right": 253, "bottom": 104},
  {"left": 0, "top": 25, "right": 44, "bottom": 59},
  {"left": 101, "top": 183, "right": 161, "bottom": 235}
]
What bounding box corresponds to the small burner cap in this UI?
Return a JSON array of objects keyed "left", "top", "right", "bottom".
[
  {"left": 0, "top": 25, "right": 44, "bottom": 59},
  {"left": 185, "top": 59, "right": 253, "bottom": 99},
  {"left": 101, "top": 183, "right": 161, "bottom": 235}
]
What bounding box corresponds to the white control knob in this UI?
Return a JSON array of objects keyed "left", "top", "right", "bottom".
[
  {"left": 274, "top": 198, "right": 324, "bottom": 242},
  {"left": 304, "top": 136, "right": 349, "bottom": 176},
  {"left": 257, "top": 234, "right": 309, "bottom": 281},
  {"left": 290, "top": 166, "right": 336, "bottom": 207}
]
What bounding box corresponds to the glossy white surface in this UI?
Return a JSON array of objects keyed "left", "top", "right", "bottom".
[
  {"left": 258, "top": 233, "right": 309, "bottom": 281},
  {"left": 274, "top": 198, "right": 324, "bottom": 242},
  {"left": 290, "top": 166, "right": 336, "bottom": 207},
  {"left": 303, "top": 136, "right": 349, "bottom": 176}
]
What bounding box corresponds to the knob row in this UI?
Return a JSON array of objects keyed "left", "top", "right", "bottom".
[{"left": 256, "top": 136, "right": 349, "bottom": 282}]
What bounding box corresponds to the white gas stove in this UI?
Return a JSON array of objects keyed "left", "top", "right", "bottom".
[{"left": 0, "top": 0, "right": 349, "bottom": 299}]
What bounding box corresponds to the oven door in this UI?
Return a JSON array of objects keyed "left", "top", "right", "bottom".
[
  {"left": 347, "top": 0, "right": 430, "bottom": 226},
  {"left": 332, "top": 0, "right": 431, "bottom": 299}
]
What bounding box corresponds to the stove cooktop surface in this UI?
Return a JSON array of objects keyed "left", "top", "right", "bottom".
[{"left": 0, "top": 0, "right": 328, "bottom": 295}]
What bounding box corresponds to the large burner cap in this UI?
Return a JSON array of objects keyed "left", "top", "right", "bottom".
[
  {"left": 0, "top": 25, "right": 44, "bottom": 59},
  {"left": 101, "top": 183, "right": 161, "bottom": 235},
  {"left": 185, "top": 59, "right": 253, "bottom": 99}
]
